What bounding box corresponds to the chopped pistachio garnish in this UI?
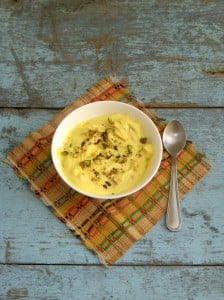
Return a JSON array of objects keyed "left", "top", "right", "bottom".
[
  {"left": 59, "top": 113, "right": 153, "bottom": 196},
  {"left": 84, "top": 160, "right": 91, "bottom": 167},
  {"left": 127, "top": 144, "right": 133, "bottom": 154},
  {"left": 79, "top": 161, "right": 85, "bottom": 169},
  {"left": 93, "top": 169, "right": 99, "bottom": 176},
  {"left": 111, "top": 178, "right": 118, "bottom": 185},
  {"left": 88, "top": 129, "right": 96, "bottom": 137},
  {"left": 102, "top": 131, "right": 108, "bottom": 142},
  {"left": 120, "top": 157, "right": 127, "bottom": 164},
  {"left": 106, "top": 127, "right": 115, "bottom": 134},
  {"left": 107, "top": 168, "right": 119, "bottom": 177},
  {"left": 79, "top": 160, "right": 91, "bottom": 168},
  {"left": 102, "top": 142, "right": 108, "bottom": 149},
  {"left": 61, "top": 151, "right": 69, "bottom": 155},
  {"left": 94, "top": 139, "right": 101, "bottom": 144},
  {"left": 140, "top": 137, "right": 147, "bottom": 144},
  {"left": 108, "top": 117, "right": 114, "bottom": 124}
]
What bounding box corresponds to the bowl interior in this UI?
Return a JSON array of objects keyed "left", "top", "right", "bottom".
[{"left": 52, "top": 101, "right": 163, "bottom": 199}]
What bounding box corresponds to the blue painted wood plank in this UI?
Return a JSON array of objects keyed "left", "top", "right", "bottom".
[
  {"left": 1, "top": 108, "right": 223, "bottom": 265},
  {"left": 0, "top": 265, "right": 224, "bottom": 300},
  {"left": 0, "top": 0, "right": 224, "bottom": 107}
]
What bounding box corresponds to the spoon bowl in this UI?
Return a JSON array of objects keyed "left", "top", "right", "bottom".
[{"left": 163, "top": 120, "right": 186, "bottom": 157}]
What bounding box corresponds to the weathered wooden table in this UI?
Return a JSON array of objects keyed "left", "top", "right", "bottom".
[{"left": 1, "top": 0, "right": 224, "bottom": 299}]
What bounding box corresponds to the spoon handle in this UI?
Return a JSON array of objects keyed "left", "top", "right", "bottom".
[{"left": 166, "top": 156, "right": 182, "bottom": 231}]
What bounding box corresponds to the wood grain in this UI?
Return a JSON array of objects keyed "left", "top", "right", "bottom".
[
  {"left": 0, "top": 265, "right": 224, "bottom": 300},
  {"left": 1, "top": 108, "right": 223, "bottom": 265},
  {"left": 0, "top": 0, "right": 224, "bottom": 107},
  {"left": 1, "top": 0, "right": 224, "bottom": 297}
]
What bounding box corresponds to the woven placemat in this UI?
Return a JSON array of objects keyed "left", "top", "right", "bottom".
[{"left": 7, "top": 77, "right": 211, "bottom": 266}]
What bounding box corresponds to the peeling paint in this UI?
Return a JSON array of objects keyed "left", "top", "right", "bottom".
[
  {"left": 96, "top": 56, "right": 114, "bottom": 73},
  {"left": 144, "top": 99, "right": 198, "bottom": 108},
  {"left": 201, "top": 0, "right": 219, "bottom": 3},
  {"left": 182, "top": 208, "right": 220, "bottom": 234},
  {"left": 206, "top": 240, "right": 212, "bottom": 245},
  {"left": 1, "top": 126, "right": 17, "bottom": 136},
  {"left": 88, "top": 33, "right": 114, "bottom": 52},
  {"left": 5, "top": 240, "right": 10, "bottom": 263},
  {"left": 6, "top": 288, "right": 28, "bottom": 299},
  {"left": 203, "top": 69, "right": 224, "bottom": 75},
  {"left": 10, "top": 47, "right": 43, "bottom": 106},
  {"left": 40, "top": 248, "right": 50, "bottom": 252}
]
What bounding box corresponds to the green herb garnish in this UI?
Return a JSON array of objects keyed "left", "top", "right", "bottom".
[
  {"left": 62, "top": 151, "right": 69, "bottom": 155},
  {"left": 106, "top": 128, "right": 114, "bottom": 134},
  {"left": 120, "top": 157, "right": 127, "bottom": 164},
  {"left": 127, "top": 145, "right": 133, "bottom": 154},
  {"left": 101, "top": 131, "right": 108, "bottom": 142},
  {"left": 140, "top": 137, "right": 147, "bottom": 144},
  {"left": 88, "top": 130, "right": 96, "bottom": 137},
  {"left": 108, "top": 117, "right": 114, "bottom": 124},
  {"left": 84, "top": 160, "right": 91, "bottom": 167},
  {"left": 79, "top": 160, "right": 91, "bottom": 169},
  {"left": 81, "top": 140, "right": 86, "bottom": 147},
  {"left": 102, "top": 142, "right": 108, "bottom": 149}
]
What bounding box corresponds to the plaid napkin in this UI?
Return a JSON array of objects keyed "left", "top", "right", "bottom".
[{"left": 7, "top": 77, "right": 211, "bottom": 266}]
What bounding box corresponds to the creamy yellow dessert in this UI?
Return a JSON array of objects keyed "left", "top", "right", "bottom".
[{"left": 58, "top": 113, "right": 153, "bottom": 196}]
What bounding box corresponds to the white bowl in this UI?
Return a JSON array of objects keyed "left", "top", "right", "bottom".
[{"left": 51, "top": 101, "right": 163, "bottom": 199}]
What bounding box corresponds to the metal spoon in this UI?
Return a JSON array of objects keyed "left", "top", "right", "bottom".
[{"left": 163, "top": 120, "right": 186, "bottom": 231}]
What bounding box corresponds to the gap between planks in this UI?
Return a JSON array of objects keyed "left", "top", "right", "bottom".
[
  {"left": 0, "top": 106, "right": 224, "bottom": 110},
  {"left": 1, "top": 263, "right": 224, "bottom": 267}
]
